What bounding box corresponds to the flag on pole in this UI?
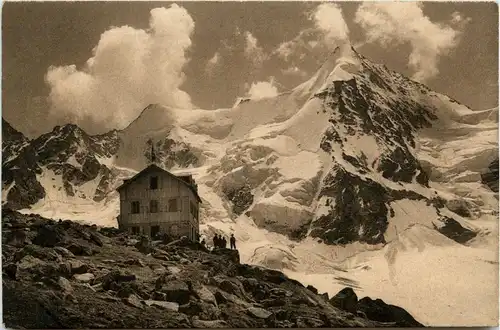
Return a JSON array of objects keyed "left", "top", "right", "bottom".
[{"left": 151, "top": 142, "right": 156, "bottom": 164}]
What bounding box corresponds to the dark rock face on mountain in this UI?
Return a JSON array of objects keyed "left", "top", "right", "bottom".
[
  {"left": 32, "top": 124, "right": 120, "bottom": 201},
  {"left": 2, "top": 209, "right": 423, "bottom": 328},
  {"left": 317, "top": 55, "right": 436, "bottom": 186},
  {"left": 144, "top": 137, "right": 200, "bottom": 170},
  {"left": 3, "top": 119, "right": 29, "bottom": 150},
  {"left": 481, "top": 158, "right": 499, "bottom": 193},
  {"left": 311, "top": 166, "right": 391, "bottom": 245},
  {"left": 2, "top": 120, "right": 122, "bottom": 207},
  {"left": 223, "top": 185, "right": 254, "bottom": 217},
  {"left": 310, "top": 161, "right": 477, "bottom": 245},
  {"left": 308, "top": 48, "right": 479, "bottom": 246},
  {"left": 2, "top": 120, "right": 45, "bottom": 209},
  {"left": 33, "top": 124, "right": 120, "bottom": 165},
  {"left": 433, "top": 216, "right": 477, "bottom": 244}
]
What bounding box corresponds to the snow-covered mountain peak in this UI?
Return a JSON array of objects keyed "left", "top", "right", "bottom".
[
  {"left": 320, "top": 43, "right": 362, "bottom": 81},
  {"left": 292, "top": 43, "right": 362, "bottom": 99},
  {"left": 121, "top": 103, "right": 176, "bottom": 133}
]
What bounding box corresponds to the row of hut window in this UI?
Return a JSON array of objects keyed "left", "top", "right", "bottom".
[{"left": 130, "top": 199, "right": 198, "bottom": 219}]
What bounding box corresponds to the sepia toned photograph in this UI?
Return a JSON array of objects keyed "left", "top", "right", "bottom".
[{"left": 1, "top": 1, "right": 498, "bottom": 328}]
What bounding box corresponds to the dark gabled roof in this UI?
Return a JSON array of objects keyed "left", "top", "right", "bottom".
[{"left": 116, "top": 163, "right": 202, "bottom": 203}]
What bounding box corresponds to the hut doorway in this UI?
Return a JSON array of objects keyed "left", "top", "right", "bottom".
[{"left": 151, "top": 225, "right": 160, "bottom": 238}]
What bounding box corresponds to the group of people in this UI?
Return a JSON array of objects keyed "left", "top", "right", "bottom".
[{"left": 212, "top": 233, "right": 237, "bottom": 250}]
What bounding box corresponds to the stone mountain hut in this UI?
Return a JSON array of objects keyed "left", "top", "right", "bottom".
[{"left": 116, "top": 163, "right": 201, "bottom": 241}]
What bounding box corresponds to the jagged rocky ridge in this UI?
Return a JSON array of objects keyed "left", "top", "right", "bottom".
[
  {"left": 2, "top": 209, "right": 423, "bottom": 328},
  {"left": 144, "top": 137, "right": 199, "bottom": 170},
  {"left": 2, "top": 115, "right": 200, "bottom": 209},
  {"left": 309, "top": 56, "right": 441, "bottom": 245},
  {"left": 305, "top": 49, "right": 490, "bottom": 245},
  {"left": 2, "top": 121, "right": 121, "bottom": 208},
  {"left": 2, "top": 119, "right": 46, "bottom": 209}
]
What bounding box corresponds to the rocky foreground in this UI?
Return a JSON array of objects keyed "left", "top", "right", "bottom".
[{"left": 2, "top": 209, "right": 423, "bottom": 328}]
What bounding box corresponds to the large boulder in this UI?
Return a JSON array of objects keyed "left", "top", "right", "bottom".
[
  {"left": 73, "top": 273, "right": 95, "bottom": 283},
  {"left": 15, "top": 245, "right": 62, "bottom": 263},
  {"left": 329, "top": 287, "right": 358, "bottom": 313},
  {"left": 211, "top": 248, "right": 240, "bottom": 264},
  {"left": 57, "top": 276, "right": 73, "bottom": 294},
  {"left": 192, "top": 317, "right": 230, "bottom": 328},
  {"left": 194, "top": 285, "right": 218, "bottom": 306},
  {"left": 5, "top": 229, "right": 31, "bottom": 247},
  {"left": 210, "top": 276, "right": 250, "bottom": 301},
  {"left": 246, "top": 306, "right": 272, "bottom": 319},
  {"left": 93, "top": 269, "right": 137, "bottom": 290},
  {"left": 144, "top": 300, "right": 179, "bottom": 312},
  {"left": 64, "top": 242, "right": 95, "bottom": 256},
  {"left": 179, "top": 301, "right": 204, "bottom": 316},
  {"left": 135, "top": 235, "right": 153, "bottom": 254},
  {"left": 16, "top": 255, "right": 60, "bottom": 282},
  {"left": 355, "top": 297, "right": 424, "bottom": 327},
  {"left": 53, "top": 247, "right": 75, "bottom": 259},
  {"left": 32, "top": 224, "right": 67, "bottom": 247},
  {"left": 159, "top": 279, "right": 192, "bottom": 305},
  {"left": 123, "top": 294, "right": 143, "bottom": 309},
  {"left": 69, "top": 260, "right": 90, "bottom": 274}
]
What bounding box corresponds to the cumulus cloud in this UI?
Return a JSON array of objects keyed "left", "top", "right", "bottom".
[
  {"left": 244, "top": 31, "right": 267, "bottom": 67},
  {"left": 246, "top": 78, "right": 279, "bottom": 100},
  {"left": 312, "top": 3, "right": 350, "bottom": 46},
  {"left": 271, "top": 4, "right": 349, "bottom": 65},
  {"left": 205, "top": 52, "right": 221, "bottom": 74},
  {"left": 45, "top": 4, "right": 195, "bottom": 131},
  {"left": 354, "top": 3, "right": 470, "bottom": 82}
]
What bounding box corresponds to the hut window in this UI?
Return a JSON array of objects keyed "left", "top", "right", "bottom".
[
  {"left": 168, "top": 198, "right": 178, "bottom": 212},
  {"left": 131, "top": 226, "right": 140, "bottom": 234},
  {"left": 150, "top": 176, "right": 158, "bottom": 190},
  {"left": 131, "top": 201, "right": 140, "bottom": 214},
  {"left": 150, "top": 200, "right": 158, "bottom": 213}
]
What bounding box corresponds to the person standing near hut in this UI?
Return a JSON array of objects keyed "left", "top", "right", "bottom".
[
  {"left": 230, "top": 234, "right": 236, "bottom": 250},
  {"left": 212, "top": 234, "right": 219, "bottom": 249}
]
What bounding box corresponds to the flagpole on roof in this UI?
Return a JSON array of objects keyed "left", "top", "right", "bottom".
[{"left": 151, "top": 141, "right": 156, "bottom": 164}]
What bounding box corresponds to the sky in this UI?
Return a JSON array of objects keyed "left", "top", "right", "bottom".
[{"left": 2, "top": 1, "right": 498, "bottom": 137}]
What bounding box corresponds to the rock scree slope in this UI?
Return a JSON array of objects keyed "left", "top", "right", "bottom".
[{"left": 2, "top": 209, "right": 423, "bottom": 328}]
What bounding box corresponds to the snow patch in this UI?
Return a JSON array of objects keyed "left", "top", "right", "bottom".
[{"left": 384, "top": 199, "right": 440, "bottom": 242}]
